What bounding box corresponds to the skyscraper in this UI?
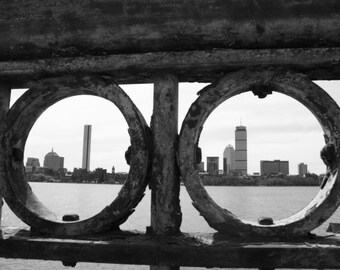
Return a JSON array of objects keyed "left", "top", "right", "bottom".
[
  {"left": 235, "top": 125, "right": 247, "bottom": 175},
  {"left": 82, "top": 124, "right": 92, "bottom": 171},
  {"left": 223, "top": 145, "right": 235, "bottom": 175}
]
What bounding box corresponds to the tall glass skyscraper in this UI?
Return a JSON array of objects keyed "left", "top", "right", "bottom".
[
  {"left": 235, "top": 125, "right": 247, "bottom": 175},
  {"left": 223, "top": 144, "right": 235, "bottom": 175},
  {"left": 82, "top": 124, "right": 92, "bottom": 171}
]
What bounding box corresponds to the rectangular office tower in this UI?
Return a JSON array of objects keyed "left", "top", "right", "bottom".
[
  {"left": 82, "top": 125, "right": 92, "bottom": 171},
  {"left": 235, "top": 125, "right": 247, "bottom": 175}
]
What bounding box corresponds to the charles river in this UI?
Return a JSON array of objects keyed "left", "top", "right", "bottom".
[{"left": 1, "top": 183, "right": 339, "bottom": 270}]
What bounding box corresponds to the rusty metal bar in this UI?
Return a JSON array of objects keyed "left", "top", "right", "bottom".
[
  {"left": 150, "top": 74, "right": 182, "bottom": 235},
  {"left": 0, "top": 82, "right": 11, "bottom": 119},
  {"left": 0, "top": 81, "right": 11, "bottom": 226},
  {"left": 1, "top": 228, "right": 340, "bottom": 269},
  {"left": 2, "top": 47, "right": 340, "bottom": 87},
  {"left": 1, "top": 0, "right": 340, "bottom": 61},
  {"left": 150, "top": 74, "right": 181, "bottom": 269}
]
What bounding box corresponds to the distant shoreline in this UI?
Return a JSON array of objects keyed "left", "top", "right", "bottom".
[
  {"left": 198, "top": 174, "right": 321, "bottom": 187},
  {"left": 28, "top": 174, "right": 322, "bottom": 187}
]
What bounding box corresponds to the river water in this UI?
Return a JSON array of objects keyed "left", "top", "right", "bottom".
[{"left": 1, "top": 183, "right": 339, "bottom": 269}]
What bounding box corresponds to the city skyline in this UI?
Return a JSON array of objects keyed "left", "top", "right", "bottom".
[
  {"left": 13, "top": 81, "right": 339, "bottom": 174},
  {"left": 27, "top": 146, "right": 308, "bottom": 177},
  {"left": 205, "top": 125, "right": 308, "bottom": 176}
]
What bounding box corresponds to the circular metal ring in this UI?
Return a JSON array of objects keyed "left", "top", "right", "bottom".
[
  {"left": 178, "top": 69, "right": 340, "bottom": 238},
  {"left": 0, "top": 75, "right": 151, "bottom": 236}
]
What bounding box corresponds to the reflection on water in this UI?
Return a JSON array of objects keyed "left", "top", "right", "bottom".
[{"left": 1, "top": 183, "right": 340, "bottom": 269}]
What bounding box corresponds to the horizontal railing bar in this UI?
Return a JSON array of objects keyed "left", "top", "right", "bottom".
[
  {"left": 1, "top": 47, "right": 340, "bottom": 88},
  {"left": 1, "top": 227, "right": 340, "bottom": 268},
  {"left": 1, "top": 0, "right": 340, "bottom": 61}
]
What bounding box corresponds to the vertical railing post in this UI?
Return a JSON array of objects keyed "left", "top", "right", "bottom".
[
  {"left": 150, "top": 74, "right": 182, "bottom": 270},
  {"left": 0, "top": 82, "right": 11, "bottom": 227}
]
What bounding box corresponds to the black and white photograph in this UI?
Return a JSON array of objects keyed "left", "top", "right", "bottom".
[{"left": 1, "top": 1, "right": 340, "bottom": 269}]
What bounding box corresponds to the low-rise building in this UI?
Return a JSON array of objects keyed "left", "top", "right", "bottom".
[{"left": 260, "top": 160, "right": 289, "bottom": 176}]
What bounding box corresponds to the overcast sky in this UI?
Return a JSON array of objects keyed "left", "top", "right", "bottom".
[{"left": 10, "top": 80, "right": 340, "bottom": 175}]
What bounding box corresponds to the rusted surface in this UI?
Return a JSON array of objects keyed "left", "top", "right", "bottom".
[
  {"left": 0, "top": 82, "right": 10, "bottom": 117},
  {"left": 1, "top": 227, "right": 340, "bottom": 268},
  {"left": 0, "top": 82, "right": 11, "bottom": 227},
  {"left": 150, "top": 75, "right": 182, "bottom": 235},
  {"left": 178, "top": 69, "right": 340, "bottom": 238},
  {"left": 2, "top": 47, "right": 340, "bottom": 87},
  {"left": 1, "top": 1, "right": 340, "bottom": 61},
  {"left": 0, "top": 75, "right": 151, "bottom": 236}
]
